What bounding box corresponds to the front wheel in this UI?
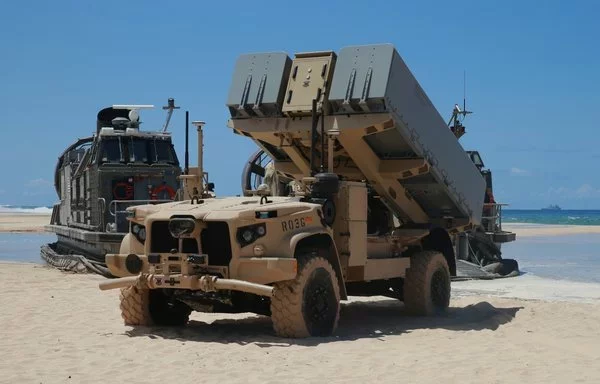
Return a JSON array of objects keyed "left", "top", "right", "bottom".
[
  {"left": 403, "top": 250, "right": 451, "bottom": 315},
  {"left": 270, "top": 256, "right": 341, "bottom": 338},
  {"left": 119, "top": 286, "right": 191, "bottom": 326}
]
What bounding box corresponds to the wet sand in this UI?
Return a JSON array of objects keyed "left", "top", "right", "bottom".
[{"left": 503, "top": 223, "right": 600, "bottom": 237}]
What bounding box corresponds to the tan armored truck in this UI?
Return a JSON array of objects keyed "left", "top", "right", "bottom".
[{"left": 99, "top": 44, "right": 486, "bottom": 338}]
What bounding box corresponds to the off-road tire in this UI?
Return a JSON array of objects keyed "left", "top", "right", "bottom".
[
  {"left": 119, "top": 286, "right": 191, "bottom": 326},
  {"left": 403, "top": 250, "right": 451, "bottom": 316},
  {"left": 270, "top": 256, "right": 340, "bottom": 338}
]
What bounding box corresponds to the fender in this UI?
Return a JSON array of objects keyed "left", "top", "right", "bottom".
[
  {"left": 422, "top": 227, "right": 456, "bottom": 276},
  {"left": 119, "top": 232, "right": 145, "bottom": 255},
  {"left": 290, "top": 229, "right": 348, "bottom": 300},
  {"left": 289, "top": 227, "right": 331, "bottom": 252}
]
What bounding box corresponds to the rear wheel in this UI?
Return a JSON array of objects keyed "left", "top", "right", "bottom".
[
  {"left": 270, "top": 255, "right": 340, "bottom": 338},
  {"left": 403, "top": 250, "right": 451, "bottom": 315},
  {"left": 119, "top": 286, "right": 191, "bottom": 326}
]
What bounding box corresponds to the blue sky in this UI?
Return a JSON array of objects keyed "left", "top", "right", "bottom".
[{"left": 1, "top": 0, "right": 598, "bottom": 209}]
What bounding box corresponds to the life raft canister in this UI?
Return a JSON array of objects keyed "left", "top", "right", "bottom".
[{"left": 151, "top": 183, "right": 176, "bottom": 200}]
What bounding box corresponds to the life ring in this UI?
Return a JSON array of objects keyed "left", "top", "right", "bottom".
[
  {"left": 151, "top": 184, "right": 176, "bottom": 200},
  {"left": 113, "top": 182, "right": 134, "bottom": 200}
]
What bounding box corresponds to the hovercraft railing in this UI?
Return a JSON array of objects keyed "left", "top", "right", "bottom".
[
  {"left": 481, "top": 203, "right": 509, "bottom": 233},
  {"left": 108, "top": 199, "right": 172, "bottom": 233}
]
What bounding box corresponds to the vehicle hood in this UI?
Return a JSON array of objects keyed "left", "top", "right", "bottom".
[{"left": 131, "top": 196, "right": 318, "bottom": 222}]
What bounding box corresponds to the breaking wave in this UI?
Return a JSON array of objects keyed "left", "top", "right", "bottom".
[
  {"left": 0, "top": 205, "right": 53, "bottom": 214},
  {"left": 503, "top": 209, "right": 600, "bottom": 226}
]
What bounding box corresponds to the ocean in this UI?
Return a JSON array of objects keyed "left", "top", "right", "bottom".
[
  {"left": 499, "top": 233, "right": 600, "bottom": 284},
  {"left": 0, "top": 206, "right": 599, "bottom": 284},
  {"left": 2, "top": 205, "right": 599, "bottom": 225},
  {"left": 0, "top": 204, "right": 53, "bottom": 214},
  {"left": 503, "top": 209, "right": 600, "bottom": 226}
]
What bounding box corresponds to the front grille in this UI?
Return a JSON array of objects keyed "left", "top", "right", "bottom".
[
  {"left": 151, "top": 221, "right": 177, "bottom": 252},
  {"left": 201, "top": 221, "right": 232, "bottom": 266},
  {"left": 151, "top": 221, "right": 198, "bottom": 253}
]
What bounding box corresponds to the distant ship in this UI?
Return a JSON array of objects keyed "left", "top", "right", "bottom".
[{"left": 541, "top": 204, "right": 562, "bottom": 211}]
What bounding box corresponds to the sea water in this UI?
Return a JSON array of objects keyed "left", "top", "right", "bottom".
[
  {"left": 0, "top": 207, "right": 599, "bottom": 284},
  {"left": 500, "top": 210, "right": 600, "bottom": 283},
  {"left": 0, "top": 233, "right": 57, "bottom": 264},
  {"left": 500, "top": 233, "right": 600, "bottom": 284},
  {"left": 2, "top": 231, "right": 597, "bottom": 284},
  {"left": 503, "top": 209, "right": 600, "bottom": 226}
]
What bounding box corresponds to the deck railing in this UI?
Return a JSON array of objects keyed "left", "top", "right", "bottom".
[
  {"left": 481, "top": 203, "right": 509, "bottom": 233},
  {"left": 107, "top": 199, "right": 172, "bottom": 232}
]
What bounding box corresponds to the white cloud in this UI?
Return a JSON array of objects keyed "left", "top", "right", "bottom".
[
  {"left": 541, "top": 184, "right": 600, "bottom": 199},
  {"left": 574, "top": 184, "right": 600, "bottom": 198},
  {"left": 510, "top": 167, "right": 530, "bottom": 176},
  {"left": 23, "top": 178, "right": 53, "bottom": 196},
  {"left": 25, "top": 178, "right": 53, "bottom": 188}
]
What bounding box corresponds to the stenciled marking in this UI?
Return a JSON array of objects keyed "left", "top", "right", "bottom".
[{"left": 281, "top": 217, "right": 310, "bottom": 232}]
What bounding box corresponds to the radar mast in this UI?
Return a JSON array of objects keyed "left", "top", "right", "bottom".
[{"left": 448, "top": 70, "right": 473, "bottom": 139}]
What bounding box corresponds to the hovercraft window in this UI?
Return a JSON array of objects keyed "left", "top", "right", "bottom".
[
  {"left": 152, "top": 140, "right": 178, "bottom": 165},
  {"left": 129, "top": 138, "right": 149, "bottom": 163},
  {"left": 100, "top": 138, "right": 122, "bottom": 163}
]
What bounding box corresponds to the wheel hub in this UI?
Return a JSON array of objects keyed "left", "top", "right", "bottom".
[
  {"left": 308, "top": 285, "right": 330, "bottom": 320},
  {"left": 302, "top": 268, "right": 338, "bottom": 335}
]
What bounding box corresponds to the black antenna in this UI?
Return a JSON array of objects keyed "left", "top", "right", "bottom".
[
  {"left": 320, "top": 107, "right": 325, "bottom": 173},
  {"left": 462, "top": 70, "right": 473, "bottom": 118},
  {"left": 463, "top": 70, "right": 466, "bottom": 113},
  {"left": 184, "top": 110, "right": 189, "bottom": 175},
  {"left": 310, "top": 99, "right": 318, "bottom": 176}
]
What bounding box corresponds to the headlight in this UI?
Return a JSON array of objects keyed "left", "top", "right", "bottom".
[
  {"left": 236, "top": 223, "right": 266, "bottom": 248},
  {"left": 132, "top": 223, "right": 146, "bottom": 244},
  {"left": 242, "top": 229, "right": 254, "bottom": 243},
  {"left": 138, "top": 227, "right": 146, "bottom": 242}
]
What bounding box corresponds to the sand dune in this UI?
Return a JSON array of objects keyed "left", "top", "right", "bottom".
[{"left": 1, "top": 262, "right": 599, "bottom": 383}]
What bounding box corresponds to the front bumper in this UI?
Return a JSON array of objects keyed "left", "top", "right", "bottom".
[
  {"left": 105, "top": 253, "right": 298, "bottom": 286},
  {"left": 99, "top": 273, "right": 275, "bottom": 297}
]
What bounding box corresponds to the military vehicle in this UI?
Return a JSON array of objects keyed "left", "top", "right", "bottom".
[
  {"left": 42, "top": 99, "right": 213, "bottom": 275},
  {"left": 98, "top": 43, "right": 486, "bottom": 338},
  {"left": 242, "top": 104, "right": 520, "bottom": 278},
  {"left": 447, "top": 103, "right": 519, "bottom": 277}
]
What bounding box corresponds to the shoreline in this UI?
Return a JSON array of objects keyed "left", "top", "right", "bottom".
[
  {"left": 6, "top": 260, "right": 600, "bottom": 303},
  {"left": 503, "top": 223, "right": 600, "bottom": 237},
  {"left": 0, "top": 213, "right": 51, "bottom": 233},
  {"left": 2, "top": 212, "right": 600, "bottom": 236}
]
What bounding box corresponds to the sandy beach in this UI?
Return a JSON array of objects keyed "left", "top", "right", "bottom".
[
  {"left": 0, "top": 213, "right": 51, "bottom": 233},
  {"left": 0, "top": 262, "right": 598, "bottom": 384},
  {"left": 504, "top": 223, "right": 600, "bottom": 237},
  {"left": 2, "top": 215, "right": 600, "bottom": 382}
]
